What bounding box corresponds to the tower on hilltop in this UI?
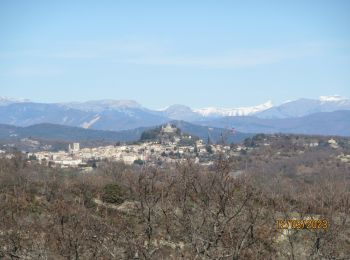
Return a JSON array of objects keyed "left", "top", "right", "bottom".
[
  {"left": 161, "top": 123, "right": 176, "bottom": 134},
  {"left": 68, "top": 143, "right": 80, "bottom": 154}
]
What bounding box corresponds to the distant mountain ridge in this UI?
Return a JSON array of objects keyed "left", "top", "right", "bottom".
[
  {"left": 196, "top": 110, "right": 350, "bottom": 136},
  {"left": 193, "top": 101, "right": 273, "bottom": 117},
  {"left": 62, "top": 99, "right": 142, "bottom": 112},
  {"left": 159, "top": 105, "right": 202, "bottom": 121},
  {"left": 0, "top": 101, "right": 169, "bottom": 131},
  {"left": 0, "top": 96, "right": 349, "bottom": 136},
  {"left": 0, "top": 96, "right": 31, "bottom": 106},
  {"left": 256, "top": 96, "right": 350, "bottom": 119}
]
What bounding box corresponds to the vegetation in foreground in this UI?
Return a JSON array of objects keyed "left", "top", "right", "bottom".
[{"left": 0, "top": 135, "right": 349, "bottom": 259}]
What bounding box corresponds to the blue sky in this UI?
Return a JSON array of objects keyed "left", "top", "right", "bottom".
[{"left": 1, "top": 0, "right": 349, "bottom": 108}]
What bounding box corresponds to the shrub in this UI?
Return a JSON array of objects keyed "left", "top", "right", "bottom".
[
  {"left": 133, "top": 159, "right": 145, "bottom": 165},
  {"left": 101, "top": 184, "right": 125, "bottom": 204}
]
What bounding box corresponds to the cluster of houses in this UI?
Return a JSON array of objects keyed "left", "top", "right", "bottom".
[
  {"left": 28, "top": 124, "right": 236, "bottom": 169},
  {"left": 30, "top": 141, "right": 235, "bottom": 169}
]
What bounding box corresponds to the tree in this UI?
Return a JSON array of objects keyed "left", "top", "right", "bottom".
[{"left": 101, "top": 184, "right": 125, "bottom": 204}]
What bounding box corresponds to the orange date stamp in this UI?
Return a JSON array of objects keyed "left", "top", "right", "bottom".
[{"left": 276, "top": 219, "right": 329, "bottom": 230}]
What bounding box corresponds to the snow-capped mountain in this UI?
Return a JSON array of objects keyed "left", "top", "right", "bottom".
[
  {"left": 62, "top": 99, "right": 142, "bottom": 112},
  {"left": 158, "top": 101, "right": 273, "bottom": 121},
  {"left": 0, "top": 96, "right": 30, "bottom": 106},
  {"left": 194, "top": 101, "right": 273, "bottom": 117},
  {"left": 256, "top": 95, "right": 350, "bottom": 119},
  {"left": 158, "top": 104, "right": 203, "bottom": 121},
  {"left": 0, "top": 100, "right": 168, "bottom": 131},
  {"left": 196, "top": 110, "right": 350, "bottom": 136},
  {"left": 318, "top": 95, "right": 347, "bottom": 102}
]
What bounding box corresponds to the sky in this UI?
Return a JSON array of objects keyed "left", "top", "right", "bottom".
[{"left": 0, "top": 0, "right": 350, "bottom": 109}]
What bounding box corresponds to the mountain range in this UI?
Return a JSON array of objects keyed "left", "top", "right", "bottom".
[
  {"left": 196, "top": 110, "right": 350, "bottom": 136},
  {"left": 256, "top": 96, "right": 350, "bottom": 119},
  {"left": 0, "top": 95, "right": 349, "bottom": 137}
]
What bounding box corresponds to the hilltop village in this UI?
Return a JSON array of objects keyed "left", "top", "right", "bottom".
[
  {"left": 27, "top": 124, "right": 233, "bottom": 169},
  {"left": 21, "top": 123, "right": 350, "bottom": 170}
]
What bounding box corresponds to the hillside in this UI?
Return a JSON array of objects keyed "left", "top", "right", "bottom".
[
  {"left": 0, "top": 123, "right": 144, "bottom": 143},
  {"left": 0, "top": 121, "right": 252, "bottom": 146}
]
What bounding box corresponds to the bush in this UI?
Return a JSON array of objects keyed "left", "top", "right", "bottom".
[
  {"left": 133, "top": 159, "right": 145, "bottom": 165},
  {"left": 101, "top": 184, "right": 125, "bottom": 204}
]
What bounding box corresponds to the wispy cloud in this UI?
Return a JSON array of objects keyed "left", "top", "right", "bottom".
[
  {"left": 124, "top": 42, "right": 325, "bottom": 68},
  {"left": 125, "top": 50, "right": 294, "bottom": 68},
  {"left": 5, "top": 67, "right": 63, "bottom": 77},
  {"left": 0, "top": 39, "right": 166, "bottom": 60},
  {"left": 0, "top": 40, "right": 326, "bottom": 69}
]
